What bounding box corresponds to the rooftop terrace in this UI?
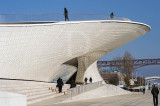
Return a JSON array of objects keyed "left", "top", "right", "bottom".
[{"left": 0, "top": 13, "right": 131, "bottom": 23}]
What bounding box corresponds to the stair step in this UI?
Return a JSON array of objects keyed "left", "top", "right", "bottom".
[
  {"left": 27, "top": 93, "right": 64, "bottom": 105},
  {"left": 19, "top": 88, "right": 49, "bottom": 93},
  {"left": 0, "top": 87, "right": 49, "bottom": 93},
  {"left": 22, "top": 89, "right": 53, "bottom": 96},
  {"left": 0, "top": 79, "right": 69, "bottom": 105},
  {"left": 27, "top": 91, "right": 56, "bottom": 101}
]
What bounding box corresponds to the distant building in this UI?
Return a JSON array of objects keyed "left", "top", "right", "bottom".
[
  {"left": 130, "top": 79, "right": 135, "bottom": 85},
  {"left": 101, "top": 73, "right": 125, "bottom": 86}
]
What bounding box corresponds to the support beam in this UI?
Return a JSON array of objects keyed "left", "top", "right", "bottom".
[{"left": 76, "top": 52, "right": 106, "bottom": 83}]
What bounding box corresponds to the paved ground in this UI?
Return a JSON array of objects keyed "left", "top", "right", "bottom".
[{"left": 30, "top": 90, "right": 158, "bottom": 106}]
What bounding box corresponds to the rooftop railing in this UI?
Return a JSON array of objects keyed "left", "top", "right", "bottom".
[{"left": 0, "top": 13, "right": 131, "bottom": 23}]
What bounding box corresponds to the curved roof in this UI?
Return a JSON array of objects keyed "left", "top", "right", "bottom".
[{"left": 0, "top": 20, "right": 150, "bottom": 82}]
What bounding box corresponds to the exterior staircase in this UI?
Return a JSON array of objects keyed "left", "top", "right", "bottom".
[{"left": 0, "top": 79, "right": 70, "bottom": 105}]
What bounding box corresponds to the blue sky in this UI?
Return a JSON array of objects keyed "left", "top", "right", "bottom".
[{"left": 0, "top": 0, "right": 160, "bottom": 77}]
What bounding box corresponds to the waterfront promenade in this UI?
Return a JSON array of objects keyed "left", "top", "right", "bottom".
[{"left": 30, "top": 90, "right": 157, "bottom": 106}]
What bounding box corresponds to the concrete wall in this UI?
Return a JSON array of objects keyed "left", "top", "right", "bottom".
[{"left": 0, "top": 91, "right": 27, "bottom": 106}]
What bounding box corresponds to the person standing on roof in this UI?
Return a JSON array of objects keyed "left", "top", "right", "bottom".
[
  {"left": 64, "top": 8, "right": 69, "bottom": 21},
  {"left": 110, "top": 12, "right": 114, "bottom": 20}
]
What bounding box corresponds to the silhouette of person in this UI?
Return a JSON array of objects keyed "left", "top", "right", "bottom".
[
  {"left": 56, "top": 77, "right": 64, "bottom": 93},
  {"left": 110, "top": 12, "right": 114, "bottom": 20},
  {"left": 89, "top": 77, "right": 92, "bottom": 83},
  {"left": 64, "top": 8, "right": 69, "bottom": 21},
  {"left": 151, "top": 84, "right": 159, "bottom": 106},
  {"left": 142, "top": 87, "right": 145, "bottom": 95},
  {"left": 84, "top": 77, "right": 88, "bottom": 85},
  {"left": 70, "top": 80, "right": 76, "bottom": 88},
  {"left": 149, "top": 82, "right": 151, "bottom": 90}
]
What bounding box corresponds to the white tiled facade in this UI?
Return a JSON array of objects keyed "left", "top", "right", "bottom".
[{"left": 0, "top": 20, "right": 150, "bottom": 82}]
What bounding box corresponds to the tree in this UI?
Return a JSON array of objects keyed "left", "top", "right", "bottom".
[
  {"left": 112, "top": 51, "right": 135, "bottom": 86},
  {"left": 124, "top": 76, "right": 130, "bottom": 86},
  {"left": 122, "top": 51, "right": 134, "bottom": 78},
  {"left": 112, "top": 56, "right": 123, "bottom": 71},
  {"left": 109, "top": 77, "right": 119, "bottom": 85}
]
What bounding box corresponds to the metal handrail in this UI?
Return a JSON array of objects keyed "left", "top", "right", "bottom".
[
  {"left": 67, "top": 81, "right": 104, "bottom": 99},
  {"left": 0, "top": 13, "right": 131, "bottom": 23}
]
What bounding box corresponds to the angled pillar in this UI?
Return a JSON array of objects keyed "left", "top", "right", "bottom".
[{"left": 75, "top": 52, "right": 106, "bottom": 83}]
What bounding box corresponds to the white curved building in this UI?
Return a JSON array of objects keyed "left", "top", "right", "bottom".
[{"left": 0, "top": 20, "right": 150, "bottom": 83}]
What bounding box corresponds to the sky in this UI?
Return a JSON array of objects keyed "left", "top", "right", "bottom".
[{"left": 0, "top": 0, "right": 160, "bottom": 77}]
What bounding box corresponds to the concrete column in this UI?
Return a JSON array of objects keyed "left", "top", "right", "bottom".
[
  {"left": 75, "top": 56, "right": 88, "bottom": 83},
  {"left": 75, "top": 52, "right": 106, "bottom": 83}
]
